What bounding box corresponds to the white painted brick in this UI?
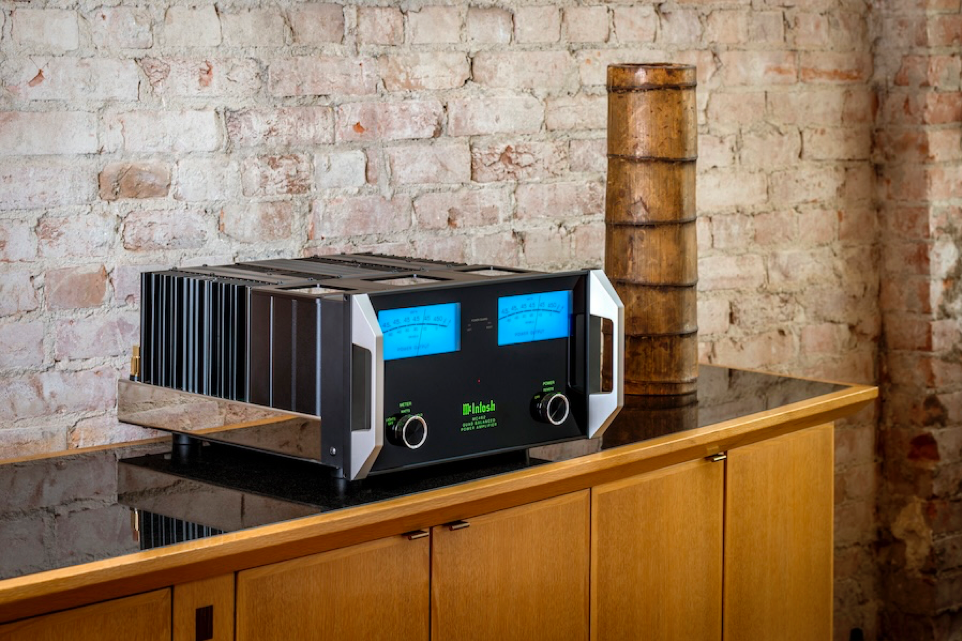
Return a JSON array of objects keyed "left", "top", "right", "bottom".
[
  {"left": 414, "top": 188, "right": 508, "bottom": 229},
  {"left": 163, "top": 6, "right": 222, "bottom": 47},
  {"left": 409, "top": 6, "right": 461, "bottom": 44},
  {"left": 0, "top": 160, "right": 96, "bottom": 211},
  {"left": 466, "top": 7, "right": 512, "bottom": 44},
  {"left": 221, "top": 9, "right": 287, "bottom": 46},
  {"left": 613, "top": 6, "right": 657, "bottom": 44},
  {"left": 174, "top": 155, "right": 236, "bottom": 202},
  {"left": 290, "top": 4, "right": 344, "bottom": 44},
  {"left": 220, "top": 201, "right": 296, "bottom": 243},
  {"left": 54, "top": 312, "right": 139, "bottom": 361},
  {"left": 0, "top": 271, "right": 39, "bottom": 317},
  {"left": 123, "top": 209, "right": 211, "bottom": 251},
  {"left": 357, "top": 7, "right": 404, "bottom": 45},
  {"left": 0, "top": 321, "right": 44, "bottom": 369},
  {"left": 473, "top": 51, "right": 574, "bottom": 91},
  {"left": 0, "top": 112, "right": 97, "bottom": 156},
  {"left": 111, "top": 263, "right": 168, "bottom": 306},
  {"left": 2, "top": 59, "right": 141, "bottom": 103},
  {"left": 37, "top": 212, "right": 116, "bottom": 259},
  {"left": 569, "top": 138, "right": 606, "bottom": 173},
  {"left": 545, "top": 95, "right": 606, "bottom": 131},
  {"left": 448, "top": 95, "right": 544, "bottom": 136},
  {"left": 471, "top": 141, "right": 568, "bottom": 183},
  {"left": 698, "top": 254, "right": 766, "bottom": 291},
  {"left": 771, "top": 166, "right": 845, "bottom": 206},
  {"left": 564, "top": 6, "right": 609, "bottom": 43},
  {"left": 387, "top": 141, "right": 471, "bottom": 185},
  {"left": 0, "top": 368, "right": 115, "bottom": 420},
  {"left": 697, "top": 169, "right": 768, "bottom": 212},
  {"left": 516, "top": 181, "right": 604, "bottom": 221},
  {"left": 316, "top": 150, "right": 367, "bottom": 189},
  {"left": 0, "top": 220, "right": 37, "bottom": 262},
  {"left": 335, "top": 101, "right": 442, "bottom": 142},
  {"left": 380, "top": 52, "right": 470, "bottom": 91},
  {"left": 270, "top": 57, "right": 379, "bottom": 96},
  {"left": 227, "top": 106, "right": 334, "bottom": 148},
  {"left": 515, "top": 6, "right": 560, "bottom": 44},
  {"left": 241, "top": 154, "right": 313, "bottom": 197},
  {"left": 313, "top": 195, "right": 412, "bottom": 238},
  {"left": 11, "top": 9, "right": 79, "bottom": 52},
  {"left": 141, "top": 58, "right": 263, "bottom": 98},
  {"left": 104, "top": 110, "right": 222, "bottom": 153},
  {"left": 88, "top": 7, "right": 153, "bottom": 49}
]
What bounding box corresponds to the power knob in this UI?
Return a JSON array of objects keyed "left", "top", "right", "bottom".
[
  {"left": 389, "top": 414, "right": 427, "bottom": 449},
  {"left": 537, "top": 393, "right": 570, "bottom": 426}
]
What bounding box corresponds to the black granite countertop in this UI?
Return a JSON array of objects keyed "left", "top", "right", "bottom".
[{"left": 0, "top": 365, "right": 845, "bottom": 582}]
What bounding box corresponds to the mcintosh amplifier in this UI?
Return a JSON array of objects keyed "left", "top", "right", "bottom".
[{"left": 120, "top": 254, "right": 624, "bottom": 480}]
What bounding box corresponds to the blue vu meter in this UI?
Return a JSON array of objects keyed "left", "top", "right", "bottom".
[
  {"left": 498, "top": 290, "right": 572, "bottom": 346},
  {"left": 379, "top": 303, "right": 461, "bottom": 361}
]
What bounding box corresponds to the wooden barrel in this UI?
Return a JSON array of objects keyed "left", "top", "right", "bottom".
[{"left": 605, "top": 63, "right": 698, "bottom": 395}]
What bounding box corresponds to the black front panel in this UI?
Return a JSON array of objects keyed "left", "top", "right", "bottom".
[{"left": 369, "top": 273, "right": 588, "bottom": 474}]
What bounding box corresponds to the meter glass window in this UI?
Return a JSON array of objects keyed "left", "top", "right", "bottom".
[
  {"left": 497, "top": 290, "right": 572, "bottom": 346},
  {"left": 379, "top": 303, "right": 461, "bottom": 360}
]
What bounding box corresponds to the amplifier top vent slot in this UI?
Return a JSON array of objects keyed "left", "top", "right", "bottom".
[
  {"left": 463, "top": 268, "right": 521, "bottom": 277},
  {"left": 285, "top": 285, "right": 352, "bottom": 295},
  {"left": 372, "top": 275, "right": 447, "bottom": 287}
]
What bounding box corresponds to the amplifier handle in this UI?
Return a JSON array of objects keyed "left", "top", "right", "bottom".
[
  {"left": 587, "top": 270, "right": 624, "bottom": 438},
  {"left": 349, "top": 294, "right": 384, "bottom": 480}
]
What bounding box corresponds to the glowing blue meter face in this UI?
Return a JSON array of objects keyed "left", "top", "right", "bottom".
[
  {"left": 378, "top": 303, "right": 461, "bottom": 361},
  {"left": 498, "top": 290, "right": 572, "bottom": 346}
]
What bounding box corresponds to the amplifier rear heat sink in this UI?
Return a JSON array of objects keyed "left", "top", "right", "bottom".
[{"left": 140, "top": 271, "right": 258, "bottom": 402}]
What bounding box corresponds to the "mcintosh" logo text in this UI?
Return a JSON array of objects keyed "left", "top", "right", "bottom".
[{"left": 462, "top": 400, "right": 496, "bottom": 416}]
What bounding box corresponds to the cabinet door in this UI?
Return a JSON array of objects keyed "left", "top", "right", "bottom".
[
  {"left": 724, "top": 423, "right": 834, "bottom": 641},
  {"left": 174, "top": 574, "right": 233, "bottom": 641},
  {"left": 236, "top": 534, "right": 429, "bottom": 641},
  {"left": 591, "top": 458, "right": 724, "bottom": 641},
  {"left": 0, "top": 589, "right": 170, "bottom": 641},
  {"left": 432, "top": 490, "right": 589, "bottom": 641}
]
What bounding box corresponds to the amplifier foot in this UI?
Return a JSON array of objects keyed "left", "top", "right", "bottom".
[{"left": 171, "top": 434, "right": 202, "bottom": 465}]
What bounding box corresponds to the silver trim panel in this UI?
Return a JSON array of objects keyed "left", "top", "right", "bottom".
[
  {"left": 349, "top": 294, "right": 384, "bottom": 480},
  {"left": 587, "top": 270, "right": 625, "bottom": 438}
]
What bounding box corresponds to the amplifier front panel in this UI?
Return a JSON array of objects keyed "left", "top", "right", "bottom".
[{"left": 368, "top": 273, "right": 589, "bottom": 474}]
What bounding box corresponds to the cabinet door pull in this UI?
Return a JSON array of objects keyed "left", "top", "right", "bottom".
[
  {"left": 404, "top": 529, "right": 429, "bottom": 540},
  {"left": 709, "top": 452, "right": 727, "bottom": 462},
  {"left": 447, "top": 520, "right": 471, "bottom": 531}
]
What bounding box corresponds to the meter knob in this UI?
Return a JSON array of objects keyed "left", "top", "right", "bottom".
[
  {"left": 536, "top": 392, "right": 570, "bottom": 426},
  {"left": 389, "top": 414, "right": 428, "bottom": 449}
]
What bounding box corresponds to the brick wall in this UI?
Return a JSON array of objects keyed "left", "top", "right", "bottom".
[
  {"left": 876, "top": 0, "right": 962, "bottom": 638},
  {"left": 0, "top": 0, "right": 884, "bottom": 637}
]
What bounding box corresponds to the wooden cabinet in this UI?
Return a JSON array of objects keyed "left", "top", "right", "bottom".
[
  {"left": 0, "top": 376, "right": 873, "bottom": 637},
  {"left": 236, "top": 534, "right": 430, "bottom": 641},
  {"left": 173, "top": 574, "right": 234, "bottom": 641},
  {"left": 591, "top": 424, "right": 835, "bottom": 641},
  {"left": 591, "top": 458, "right": 724, "bottom": 641},
  {"left": 236, "top": 491, "right": 589, "bottom": 641},
  {"left": 432, "top": 490, "right": 589, "bottom": 641},
  {"left": 724, "top": 423, "right": 834, "bottom": 641},
  {"left": 0, "top": 589, "right": 170, "bottom": 641}
]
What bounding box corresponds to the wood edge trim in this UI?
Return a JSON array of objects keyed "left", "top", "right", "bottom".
[{"left": 0, "top": 384, "right": 877, "bottom": 624}]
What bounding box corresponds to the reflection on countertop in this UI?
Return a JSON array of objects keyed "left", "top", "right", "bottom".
[{"left": 0, "top": 365, "right": 843, "bottom": 581}]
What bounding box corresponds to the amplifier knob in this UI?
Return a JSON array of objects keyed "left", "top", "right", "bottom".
[
  {"left": 537, "top": 393, "right": 570, "bottom": 426},
  {"left": 390, "top": 414, "right": 428, "bottom": 449}
]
